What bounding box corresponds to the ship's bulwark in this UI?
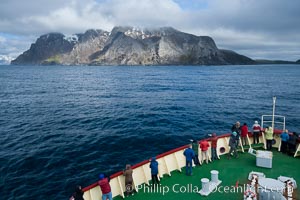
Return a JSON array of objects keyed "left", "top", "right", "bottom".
[{"left": 85, "top": 133, "right": 300, "bottom": 200}]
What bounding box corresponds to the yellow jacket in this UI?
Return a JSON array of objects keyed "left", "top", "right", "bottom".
[{"left": 265, "top": 128, "right": 273, "bottom": 140}]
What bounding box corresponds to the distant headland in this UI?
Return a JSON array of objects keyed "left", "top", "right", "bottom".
[{"left": 10, "top": 27, "right": 299, "bottom": 66}]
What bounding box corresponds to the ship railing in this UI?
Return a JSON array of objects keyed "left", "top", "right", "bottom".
[
  {"left": 81, "top": 133, "right": 232, "bottom": 200},
  {"left": 261, "top": 115, "right": 285, "bottom": 131},
  {"left": 81, "top": 129, "right": 298, "bottom": 200},
  {"left": 261, "top": 114, "right": 286, "bottom": 150}
]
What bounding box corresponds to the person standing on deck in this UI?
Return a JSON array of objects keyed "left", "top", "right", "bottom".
[
  {"left": 231, "top": 121, "right": 241, "bottom": 147},
  {"left": 98, "top": 174, "right": 112, "bottom": 200},
  {"left": 200, "top": 140, "right": 210, "bottom": 164},
  {"left": 191, "top": 140, "right": 200, "bottom": 166},
  {"left": 123, "top": 164, "right": 134, "bottom": 196},
  {"left": 149, "top": 157, "right": 160, "bottom": 185},
  {"left": 69, "top": 185, "right": 84, "bottom": 200},
  {"left": 227, "top": 131, "right": 238, "bottom": 159},
  {"left": 183, "top": 145, "right": 195, "bottom": 176},
  {"left": 288, "top": 132, "right": 298, "bottom": 155},
  {"left": 252, "top": 121, "right": 261, "bottom": 144},
  {"left": 280, "top": 129, "right": 290, "bottom": 154},
  {"left": 211, "top": 133, "right": 218, "bottom": 161},
  {"left": 241, "top": 123, "right": 249, "bottom": 146},
  {"left": 265, "top": 127, "right": 274, "bottom": 150}
]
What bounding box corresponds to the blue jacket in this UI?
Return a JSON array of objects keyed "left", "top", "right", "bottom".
[
  {"left": 149, "top": 158, "right": 158, "bottom": 175},
  {"left": 280, "top": 132, "right": 290, "bottom": 142},
  {"left": 183, "top": 148, "right": 195, "bottom": 162}
]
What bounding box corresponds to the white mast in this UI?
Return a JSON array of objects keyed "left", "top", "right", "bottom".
[{"left": 272, "top": 96, "right": 276, "bottom": 130}]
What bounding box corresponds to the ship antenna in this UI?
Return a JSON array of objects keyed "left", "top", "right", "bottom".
[{"left": 272, "top": 96, "right": 276, "bottom": 130}]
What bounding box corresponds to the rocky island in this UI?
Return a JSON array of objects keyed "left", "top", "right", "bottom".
[{"left": 11, "top": 26, "right": 255, "bottom": 66}]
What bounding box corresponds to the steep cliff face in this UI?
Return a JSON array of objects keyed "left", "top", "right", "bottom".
[
  {"left": 11, "top": 33, "right": 75, "bottom": 65},
  {"left": 11, "top": 26, "right": 255, "bottom": 65},
  {"left": 90, "top": 27, "right": 161, "bottom": 65},
  {"left": 61, "top": 29, "right": 109, "bottom": 65}
]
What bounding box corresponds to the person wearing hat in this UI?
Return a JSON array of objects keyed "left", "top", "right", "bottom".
[
  {"left": 98, "top": 174, "right": 112, "bottom": 200},
  {"left": 252, "top": 121, "right": 261, "bottom": 144},
  {"left": 149, "top": 157, "right": 160, "bottom": 185},
  {"left": 228, "top": 131, "right": 238, "bottom": 159},
  {"left": 210, "top": 133, "right": 218, "bottom": 161}
]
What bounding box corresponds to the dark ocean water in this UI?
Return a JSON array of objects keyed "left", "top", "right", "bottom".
[{"left": 0, "top": 65, "right": 299, "bottom": 199}]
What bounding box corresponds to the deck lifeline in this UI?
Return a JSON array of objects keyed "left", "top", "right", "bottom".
[{"left": 113, "top": 150, "right": 300, "bottom": 200}]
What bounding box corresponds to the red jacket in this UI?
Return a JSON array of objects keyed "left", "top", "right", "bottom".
[
  {"left": 211, "top": 136, "right": 218, "bottom": 148},
  {"left": 98, "top": 178, "right": 111, "bottom": 194},
  {"left": 241, "top": 125, "right": 248, "bottom": 137},
  {"left": 200, "top": 140, "right": 210, "bottom": 151},
  {"left": 253, "top": 125, "right": 261, "bottom": 132}
]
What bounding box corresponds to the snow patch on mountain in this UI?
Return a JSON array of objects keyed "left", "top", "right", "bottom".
[{"left": 63, "top": 35, "right": 79, "bottom": 43}]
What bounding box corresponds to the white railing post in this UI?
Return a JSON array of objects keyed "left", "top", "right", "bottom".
[{"left": 272, "top": 96, "right": 276, "bottom": 130}]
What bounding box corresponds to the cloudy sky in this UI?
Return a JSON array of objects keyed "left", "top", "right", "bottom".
[{"left": 0, "top": 0, "right": 299, "bottom": 62}]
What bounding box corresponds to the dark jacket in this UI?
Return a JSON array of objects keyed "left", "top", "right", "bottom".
[
  {"left": 288, "top": 134, "right": 297, "bottom": 145},
  {"left": 229, "top": 133, "right": 238, "bottom": 147},
  {"left": 149, "top": 157, "right": 159, "bottom": 175},
  {"left": 211, "top": 136, "right": 218, "bottom": 148},
  {"left": 231, "top": 124, "right": 241, "bottom": 137},
  {"left": 72, "top": 186, "right": 84, "bottom": 200},
  {"left": 192, "top": 141, "right": 199, "bottom": 154}
]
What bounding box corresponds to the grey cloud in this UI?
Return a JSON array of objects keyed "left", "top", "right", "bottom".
[
  {"left": 1, "top": 0, "right": 299, "bottom": 36},
  {"left": 181, "top": 0, "right": 300, "bottom": 33},
  {"left": 0, "top": 0, "right": 69, "bottom": 19},
  {"left": 0, "top": 35, "right": 35, "bottom": 57},
  {"left": 0, "top": 0, "right": 111, "bottom": 35},
  {"left": 0, "top": 0, "right": 299, "bottom": 60}
]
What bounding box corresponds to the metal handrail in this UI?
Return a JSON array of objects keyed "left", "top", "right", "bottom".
[{"left": 261, "top": 114, "right": 285, "bottom": 131}]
